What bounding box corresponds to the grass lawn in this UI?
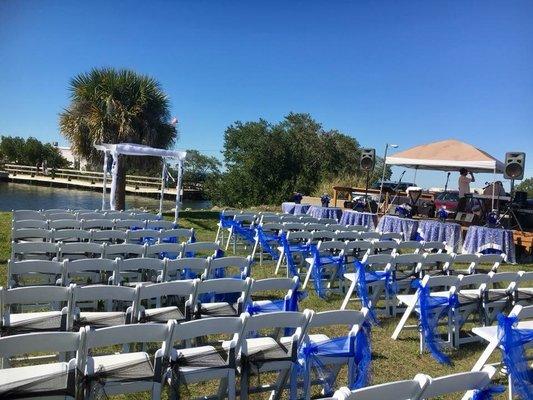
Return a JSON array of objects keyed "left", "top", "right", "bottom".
[{"left": 1, "top": 210, "right": 531, "bottom": 399}]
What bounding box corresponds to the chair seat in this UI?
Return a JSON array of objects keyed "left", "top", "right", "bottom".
[
  {"left": 2, "top": 311, "right": 64, "bottom": 333},
  {"left": 142, "top": 306, "right": 184, "bottom": 323},
  {"left": 0, "top": 361, "right": 71, "bottom": 396},
  {"left": 397, "top": 291, "right": 450, "bottom": 307},
  {"left": 242, "top": 337, "right": 293, "bottom": 362},
  {"left": 174, "top": 346, "right": 228, "bottom": 374},
  {"left": 199, "top": 302, "right": 238, "bottom": 318},
  {"left": 457, "top": 289, "right": 482, "bottom": 302},
  {"left": 77, "top": 311, "right": 126, "bottom": 328},
  {"left": 87, "top": 352, "right": 153, "bottom": 381}
]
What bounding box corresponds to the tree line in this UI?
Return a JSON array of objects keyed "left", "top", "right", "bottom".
[{"left": 0, "top": 136, "right": 70, "bottom": 169}]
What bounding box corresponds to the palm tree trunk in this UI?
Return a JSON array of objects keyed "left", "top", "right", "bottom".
[{"left": 114, "top": 156, "right": 127, "bottom": 210}]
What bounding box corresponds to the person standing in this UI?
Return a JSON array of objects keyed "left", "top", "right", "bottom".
[{"left": 457, "top": 168, "right": 475, "bottom": 212}]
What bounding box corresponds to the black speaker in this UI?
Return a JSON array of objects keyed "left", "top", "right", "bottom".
[
  {"left": 360, "top": 148, "right": 375, "bottom": 171},
  {"left": 504, "top": 152, "right": 526, "bottom": 180}
]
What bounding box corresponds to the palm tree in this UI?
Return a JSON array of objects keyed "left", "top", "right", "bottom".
[{"left": 59, "top": 68, "right": 177, "bottom": 210}]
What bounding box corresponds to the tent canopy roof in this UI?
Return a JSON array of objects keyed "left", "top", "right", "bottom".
[
  {"left": 94, "top": 143, "right": 186, "bottom": 161},
  {"left": 385, "top": 139, "right": 504, "bottom": 173}
]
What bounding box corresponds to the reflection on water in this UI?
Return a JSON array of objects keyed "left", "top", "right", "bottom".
[{"left": 0, "top": 182, "right": 211, "bottom": 211}]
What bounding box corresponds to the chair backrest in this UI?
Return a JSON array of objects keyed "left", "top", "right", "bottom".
[
  {"left": 146, "top": 220, "right": 176, "bottom": 230},
  {"left": 1, "top": 285, "right": 71, "bottom": 306},
  {"left": 104, "top": 243, "right": 146, "bottom": 259},
  {"left": 422, "top": 252, "right": 453, "bottom": 265},
  {"left": 209, "top": 256, "right": 252, "bottom": 278},
  {"left": 63, "top": 258, "right": 118, "bottom": 285},
  {"left": 165, "top": 258, "right": 209, "bottom": 280},
  {"left": 260, "top": 222, "right": 284, "bottom": 233},
  {"left": 234, "top": 213, "right": 256, "bottom": 225},
  {"left": 11, "top": 228, "right": 50, "bottom": 242},
  {"left": 305, "top": 223, "right": 327, "bottom": 231},
  {"left": 73, "top": 284, "right": 136, "bottom": 303},
  {"left": 487, "top": 271, "right": 520, "bottom": 287},
  {"left": 280, "top": 216, "right": 303, "bottom": 223},
  {"left": 171, "top": 316, "right": 242, "bottom": 343},
  {"left": 242, "top": 310, "right": 311, "bottom": 338},
  {"left": 421, "top": 274, "right": 459, "bottom": 289},
  {"left": 8, "top": 259, "right": 64, "bottom": 287},
  {"left": 49, "top": 219, "right": 81, "bottom": 230},
  {"left": 51, "top": 228, "right": 91, "bottom": 243},
  {"left": 317, "top": 240, "right": 345, "bottom": 254},
  {"left": 182, "top": 241, "right": 221, "bottom": 257},
  {"left": 114, "top": 219, "right": 147, "bottom": 230},
  {"left": 453, "top": 253, "right": 479, "bottom": 264},
  {"left": 195, "top": 277, "right": 252, "bottom": 297},
  {"left": 83, "top": 322, "right": 170, "bottom": 350},
  {"left": 325, "top": 224, "right": 344, "bottom": 231},
  {"left": 126, "top": 229, "right": 161, "bottom": 243},
  {"left": 158, "top": 228, "right": 195, "bottom": 243},
  {"left": 380, "top": 232, "right": 403, "bottom": 241},
  {"left": 132, "top": 212, "right": 159, "bottom": 220},
  {"left": 393, "top": 253, "right": 424, "bottom": 268},
  {"left": 282, "top": 222, "right": 308, "bottom": 231},
  {"left": 58, "top": 242, "right": 104, "bottom": 260},
  {"left": 0, "top": 331, "right": 81, "bottom": 359},
  {"left": 509, "top": 304, "right": 533, "bottom": 320},
  {"left": 308, "top": 309, "right": 367, "bottom": 330},
  {"left": 361, "top": 253, "right": 394, "bottom": 268},
  {"left": 477, "top": 253, "right": 505, "bottom": 271},
  {"left": 335, "top": 231, "right": 361, "bottom": 242},
  {"left": 137, "top": 280, "right": 197, "bottom": 301},
  {"left": 457, "top": 273, "right": 489, "bottom": 288},
  {"left": 78, "top": 212, "right": 107, "bottom": 220},
  {"left": 335, "top": 375, "right": 428, "bottom": 400},
  {"left": 285, "top": 230, "right": 313, "bottom": 242},
  {"left": 318, "top": 218, "right": 338, "bottom": 225},
  {"left": 311, "top": 230, "right": 338, "bottom": 242},
  {"left": 359, "top": 232, "right": 381, "bottom": 241},
  {"left": 298, "top": 215, "right": 319, "bottom": 223},
  {"left": 13, "top": 210, "right": 45, "bottom": 221},
  {"left": 372, "top": 240, "right": 399, "bottom": 251},
  {"left": 418, "top": 367, "right": 495, "bottom": 398},
  {"left": 340, "top": 225, "right": 368, "bottom": 232},
  {"left": 260, "top": 215, "right": 283, "bottom": 224},
  {"left": 90, "top": 229, "right": 126, "bottom": 243},
  {"left": 421, "top": 241, "right": 446, "bottom": 252},
  {"left": 105, "top": 211, "right": 133, "bottom": 220},
  {"left": 12, "top": 219, "right": 48, "bottom": 229},
  {"left": 250, "top": 277, "right": 298, "bottom": 294},
  {"left": 81, "top": 219, "right": 115, "bottom": 230},
  {"left": 118, "top": 257, "right": 165, "bottom": 280},
  {"left": 11, "top": 241, "right": 59, "bottom": 261},
  {"left": 46, "top": 212, "right": 77, "bottom": 220},
  {"left": 344, "top": 240, "right": 374, "bottom": 253},
  {"left": 396, "top": 240, "right": 423, "bottom": 252},
  {"left": 145, "top": 242, "right": 183, "bottom": 259}
]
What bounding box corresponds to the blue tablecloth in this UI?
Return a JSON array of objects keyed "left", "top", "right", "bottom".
[
  {"left": 340, "top": 210, "right": 377, "bottom": 229},
  {"left": 417, "top": 220, "right": 462, "bottom": 253},
  {"left": 306, "top": 206, "right": 343, "bottom": 221},
  {"left": 281, "top": 202, "right": 311, "bottom": 215},
  {"left": 377, "top": 215, "right": 419, "bottom": 240},
  {"left": 462, "top": 226, "right": 515, "bottom": 263}
]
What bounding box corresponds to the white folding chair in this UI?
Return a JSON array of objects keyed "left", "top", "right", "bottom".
[
  {"left": 299, "top": 309, "right": 370, "bottom": 399},
  {"left": 166, "top": 316, "right": 242, "bottom": 399},
  {"left": 165, "top": 258, "right": 210, "bottom": 281},
  {"left": 302, "top": 241, "right": 346, "bottom": 297},
  {"left": 0, "top": 331, "right": 81, "bottom": 397},
  {"left": 61, "top": 258, "right": 119, "bottom": 286},
  {"left": 145, "top": 242, "right": 183, "bottom": 260},
  {"left": 81, "top": 218, "right": 115, "bottom": 230},
  {"left": 11, "top": 241, "right": 59, "bottom": 261},
  {"left": 483, "top": 271, "right": 521, "bottom": 324},
  {"left": 78, "top": 322, "right": 172, "bottom": 400},
  {"left": 236, "top": 310, "right": 313, "bottom": 400},
  {"left": 11, "top": 227, "right": 50, "bottom": 243},
  {"left": 328, "top": 375, "right": 428, "bottom": 400},
  {"left": 247, "top": 277, "right": 302, "bottom": 315},
  {"left": 192, "top": 278, "right": 252, "bottom": 319},
  {"left": 0, "top": 285, "right": 72, "bottom": 335},
  {"left": 158, "top": 227, "right": 195, "bottom": 243},
  {"left": 89, "top": 229, "right": 126, "bottom": 244},
  {"left": 12, "top": 219, "right": 49, "bottom": 229},
  {"left": 125, "top": 228, "right": 161, "bottom": 244},
  {"left": 117, "top": 257, "right": 166, "bottom": 285},
  {"left": 419, "top": 366, "right": 496, "bottom": 399},
  {"left": 71, "top": 285, "right": 137, "bottom": 329},
  {"left": 225, "top": 213, "right": 257, "bottom": 253},
  {"left": 103, "top": 243, "right": 147, "bottom": 260},
  {"left": 58, "top": 242, "right": 104, "bottom": 260},
  {"left": 135, "top": 280, "right": 197, "bottom": 323},
  {"left": 8, "top": 259, "right": 64, "bottom": 287},
  {"left": 12, "top": 209, "right": 45, "bottom": 221},
  {"left": 343, "top": 240, "right": 374, "bottom": 264},
  {"left": 49, "top": 219, "right": 82, "bottom": 230},
  {"left": 215, "top": 209, "right": 240, "bottom": 243},
  {"left": 251, "top": 222, "right": 283, "bottom": 265},
  {"left": 50, "top": 228, "right": 91, "bottom": 243},
  {"left": 275, "top": 231, "right": 313, "bottom": 277},
  {"left": 209, "top": 255, "right": 253, "bottom": 279}
]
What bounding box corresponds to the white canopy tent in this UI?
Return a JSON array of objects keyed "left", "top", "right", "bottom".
[
  {"left": 94, "top": 143, "right": 187, "bottom": 221},
  {"left": 385, "top": 139, "right": 505, "bottom": 208}
]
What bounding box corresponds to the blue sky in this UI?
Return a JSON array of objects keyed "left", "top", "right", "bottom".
[{"left": 1, "top": 1, "right": 532, "bottom": 191}]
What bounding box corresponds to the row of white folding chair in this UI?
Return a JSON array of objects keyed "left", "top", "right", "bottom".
[
  {"left": 325, "top": 366, "right": 496, "bottom": 400},
  {"left": 10, "top": 240, "right": 218, "bottom": 263},
  {"left": 391, "top": 271, "right": 533, "bottom": 351},
  {"left": 7, "top": 251, "right": 242, "bottom": 288},
  {"left": 12, "top": 218, "right": 176, "bottom": 231},
  {"left": 11, "top": 227, "right": 194, "bottom": 244},
  {"left": 12, "top": 208, "right": 159, "bottom": 221},
  {"left": 0, "top": 275, "right": 297, "bottom": 338}
]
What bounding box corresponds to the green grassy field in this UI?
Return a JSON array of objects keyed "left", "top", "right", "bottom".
[{"left": 1, "top": 210, "right": 530, "bottom": 399}]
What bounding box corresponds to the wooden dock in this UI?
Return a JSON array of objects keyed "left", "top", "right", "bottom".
[{"left": 1, "top": 164, "right": 203, "bottom": 199}]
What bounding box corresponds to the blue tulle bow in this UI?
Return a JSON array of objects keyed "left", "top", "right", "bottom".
[
  {"left": 255, "top": 226, "right": 280, "bottom": 260},
  {"left": 229, "top": 220, "right": 256, "bottom": 244},
  {"left": 471, "top": 385, "right": 506, "bottom": 400},
  {"left": 219, "top": 213, "right": 235, "bottom": 229},
  {"left": 311, "top": 246, "right": 345, "bottom": 299},
  {"left": 297, "top": 322, "right": 372, "bottom": 398},
  {"left": 416, "top": 281, "right": 458, "bottom": 365},
  {"left": 354, "top": 260, "right": 396, "bottom": 324},
  {"left": 497, "top": 314, "right": 533, "bottom": 400},
  {"left": 279, "top": 233, "right": 313, "bottom": 277}
]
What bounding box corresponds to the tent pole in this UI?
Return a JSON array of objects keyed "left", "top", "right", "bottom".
[
  {"left": 159, "top": 160, "right": 167, "bottom": 217},
  {"left": 491, "top": 166, "right": 496, "bottom": 210},
  {"left": 174, "top": 161, "right": 183, "bottom": 223},
  {"left": 101, "top": 151, "right": 108, "bottom": 211},
  {"left": 413, "top": 166, "right": 418, "bottom": 185}
]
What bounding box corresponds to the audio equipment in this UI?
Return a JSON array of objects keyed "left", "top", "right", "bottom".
[
  {"left": 360, "top": 148, "right": 376, "bottom": 171},
  {"left": 504, "top": 152, "right": 526, "bottom": 180}
]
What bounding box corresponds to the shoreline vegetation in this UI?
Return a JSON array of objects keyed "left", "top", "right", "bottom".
[{"left": 1, "top": 210, "right": 531, "bottom": 399}]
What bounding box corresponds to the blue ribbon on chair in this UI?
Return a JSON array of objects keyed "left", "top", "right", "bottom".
[
  {"left": 246, "top": 289, "right": 307, "bottom": 315},
  {"left": 255, "top": 226, "right": 280, "bottom": 260},
  {"left": 297, "top": 322, "right": 372, "bottom": 398},
  {"left": 471, "top": 385, "right": 506, "bottom": 400},
  {"left": 219, "top": 213, "right": 234, "bottom": 229},
  {"left": 311, "top": 246, "right": 345, "bottom": 299},
  {"left": 415, "top": 280, "right": 458, "bottom": 365},
  {"left": 497, "top": 314, "right": 533, "bottom": 400},
  {"left": 279, "top": 233, "right": 312, "bottom": 277},
  {"left": 229, "top": 220, "right": 256, "bottom": 244}
]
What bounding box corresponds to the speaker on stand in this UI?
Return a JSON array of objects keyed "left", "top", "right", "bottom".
[
  {"left": 360, "top": 148, "right": 375, "bottom": 212},
  {"left": 498, "top": 152, "right": 526, "bottom": 232}
]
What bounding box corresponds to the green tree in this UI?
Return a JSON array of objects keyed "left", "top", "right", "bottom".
[
  {"left": 0, "top": 136, "right": 26, "bottom": 163},
  {"left": 59, "top": 68, "right": 177, "bottom": 210},
  {"left": 516, "top": 177, "right": 533, "bottom": 197},
  {"left": 0, "top": 136, "right": 70, "bottom": 168},
  {"left": 182, "top": 150, "right": 221, "bottom": 186}
]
